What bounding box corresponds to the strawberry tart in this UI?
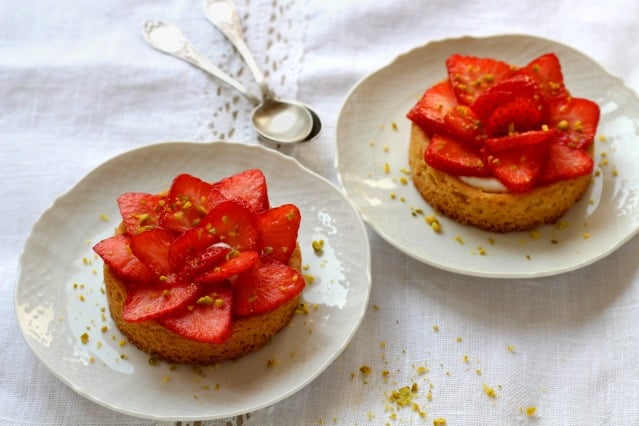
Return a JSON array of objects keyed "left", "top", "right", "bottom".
[
  {"left": 93, "top": 169, "right": 305, "bottom": 364},
  {"left": 407, "top": 53, "right": 600, "bottom": 232}
]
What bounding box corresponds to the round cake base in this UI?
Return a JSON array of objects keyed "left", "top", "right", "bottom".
[
  {"left": 408, "top": 124, "right": 592, "bottom": 233},
  {"left": 104, "top": 246, "right": 302, "bottom": 365}
]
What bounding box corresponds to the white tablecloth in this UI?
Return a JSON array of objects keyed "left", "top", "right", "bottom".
[{"left": 3, "top": 0, "right": 639, "bottom": 424}]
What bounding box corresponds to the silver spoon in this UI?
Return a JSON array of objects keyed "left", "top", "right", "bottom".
[
  {"left": 142, "top": 20, "right": 314, "bottom": 144},
  {"left": 202, "top": 0, "right": 321, "bottom": 141}
]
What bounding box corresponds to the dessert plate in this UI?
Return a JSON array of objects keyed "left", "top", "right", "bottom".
[
  {"left": 337, "top": 34, "right": 639, "bottom": 278},
  {"left": 15, "top": 142, "right": 371, "bottom": 421}
]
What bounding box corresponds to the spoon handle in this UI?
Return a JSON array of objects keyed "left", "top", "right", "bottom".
[
  {"left": 142, "top": 20, "right": 260, "bottom": 105},
  {"left": 202, "top": 0, "right": 274, "bottom": 100}
]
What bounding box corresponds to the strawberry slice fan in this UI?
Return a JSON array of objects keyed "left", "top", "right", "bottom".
[
  {"left": 407, "top": 52, "right": 600, "bottom": 192},
  {"left": 93, "top": 169, "right": 305, "bottom": 344}
]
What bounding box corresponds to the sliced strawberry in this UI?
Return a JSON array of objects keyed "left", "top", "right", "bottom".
[
  {"left": 484, "top": 129, "right": 557, "bottom": 153},
  {"left": 117, "top": 192, "right": 164, "bottom": 235},
  {"left": 538, "top": 139, "right": 594, "bottom": 184},
  {"left": 122, "top": 281, "right": 201, "bottom": 322},
  {"left": 194, "top": 250, "right": 258, "bottom": 284},
  {"left": 445, "top": 54, "right": 515, "bottom": 105},
  {"left": 482, "top": 143, "right": 550, "bottom": 192},
  {"left": 471, "top": 74, "right": 545, "bottom": 120},
  {"left": 484, "top": 97, "right": 542, "bottom": 137},
  {"left": 93, "top": 235, "right": 157, "bottom": 284},
  {"left": 443, "top": 104, "right": 484, "bottom": 146},
  {"left": 199, "top": 200, "right": 260, "bottom": 251},
  {"left": 406, "top": 80, "right": 458, "bottom": 136},
  {"left": 129, "top": 228, "right": 174, "bottom": 277},
  {"left": 213, "top": 169, "right": 269, "bottom": 214},
  {"left": 168, "top": 227, "right": 218, "bottom": 271},
  {"left": 160, "top": 282, "right": 233, "bottom": 344},
  {"left": 517, "top": 53, "right": 569, "bottom": 101},
  {"left": 424, "top": 134, "right": 491, "bottom": 177},
  {"left": 180, "top": 244, "right": 231, "bottom": 278},
  {"left": 548, "top": 97, "right": 600, "bottom": 149},
  {"left": 160, "top": 173, "right": 226, "bottom": 233},
  {"left": 257, "top": 204, "right": 301, "bottom": 264},
  {"left": 233, "top": 257, "right": 305, "bottom": 316}
]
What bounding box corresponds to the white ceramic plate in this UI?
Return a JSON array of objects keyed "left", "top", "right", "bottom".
[
  {"left": 337, "top": 34, "right": 639, "bottom": 278},
  {"left": 15, "top": 142, "right": 371, "bottom": 421}
]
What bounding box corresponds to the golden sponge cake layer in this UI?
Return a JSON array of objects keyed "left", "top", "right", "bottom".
[
  {"left": 408, "top": 124, "right": 591, "bottom": 232},
  {"left": 104, "top": 239, "right": 302, "bottom": 365}
]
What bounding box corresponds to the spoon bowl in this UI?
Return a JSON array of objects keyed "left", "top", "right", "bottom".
[{"left": 142, "top": 20, "right": 315, "bottom": 144}]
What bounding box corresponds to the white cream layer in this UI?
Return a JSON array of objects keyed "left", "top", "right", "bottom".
[{"left": 459, "top": 176, "right": 509, "bottom": 193}]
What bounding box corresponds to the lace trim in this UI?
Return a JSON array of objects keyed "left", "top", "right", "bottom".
[{"left": 195, "top": 0, "right": 308, "bottom": 143}]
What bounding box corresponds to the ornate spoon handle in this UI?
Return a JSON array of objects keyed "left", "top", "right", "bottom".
[
  {"left": 203, "top": 0, "right": 274, "bottom": 99},
  {"left": 142, "top": 20, "right": 260, "bottom": 105}
]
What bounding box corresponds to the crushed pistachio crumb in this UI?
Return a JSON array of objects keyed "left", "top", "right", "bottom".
[
  {"left": 80, "top": 333, "right": 89, "bottom": 344},
  {"left": 312, "top": 239, "right": 324, "bottom": 252},
  {"left": 359, "top": 365, "right": 372, "bottom": 375},
  {"left": 433, "top": 324, "right": 439, "bottom": 332},
  {"left": 525, "top": 405, "right": 537, "bottom": 416},
  {"left": 196, "top": 295, "right": 213, "bottom": 305},
  {"left": 267, "top": 358, "right": 280, "bottom": 368},
  {"left": 433, "top": 418, "right": 447, "bottom": 426},
  {"left": 388, "top": 384, "right": 418, "bottom": 407},
  {"left": 483, "top": 383, "right": 497, "bottom": 398}
]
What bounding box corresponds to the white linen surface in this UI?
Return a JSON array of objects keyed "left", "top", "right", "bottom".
[{"left": 2, "top": 0, "right": 639, "bottom": 424}]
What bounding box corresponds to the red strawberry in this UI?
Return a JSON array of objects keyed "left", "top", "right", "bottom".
[
  {"left": 484, "top": 129, "right": 557, "bottom": 153},
  {"left": 443, "top": 104, "right": 484, "bottom": 146},
  {"left": 257, "top": 204, "right": 301, "bottom": 264},
  {"left": 424, "top": 134, "right": 491, "bottom": 177},
  {"left": 122, "top": 281, "right": 202, "bottom": 322},
  {"left": 199, "top": 200, "right": 260, "bottom": 251},
  {"left": 180, "top": 244, "right": 231, "bottom": 278},
  {"left": 117, "top": 192, "right": 164, "bottom": 235},
  {"left": 160, "top": 174, "right": 226, "bottom": 233},
  {"left": 547, "top": 97, "right": 600, "bottom": 149},
  {"left": 194, "top": 250, "right": 258, "bottom": 284},
  {"left": 213, "top": 169, "right": 269, "bottom": 214},
  {"left": 471, "top": 74, "right": 545, "bottom": 120},
  {"left": 517, "top": 53, "right": 569, "bottom": 101},
  {"left": 484, "top": 97, "right": 542, "bottom": 137},
  {"left": 129, "top": 228, "right": 174, "bottom": 278},
  {"left": 538, "top": 139, "right": 594, "bottom": 184},
  {"left": 168, "top": 227, "right": 218, "bottom": 271},
  {"left": 233, "top": 257, "right": 305, "bottom": 316},
  {"left": 445, "top": 54, "right": 515, "bottom": 105},
  {"left": 160, "top": 282, "right": 233, "bottom": 344},
  {"left": 482, "top": 143, "right": 550, "bottom": 192},
  {"left": 93, "top": 235, "right": 157, "bottom": 284},
  {"left": 406, "top": 80, "right": 458, "bottom": 136}
]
